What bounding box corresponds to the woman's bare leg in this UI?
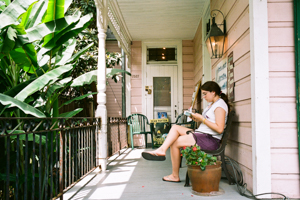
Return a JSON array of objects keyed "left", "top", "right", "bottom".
[
  {"left": 164, "top": 134, "right": 195, "bottom": 181},
  {"left": 150, "top": 125, "right": 192, "bottom": 156},
  {"left": 143, "top": 125, "right": 196, "bottom": 181}
]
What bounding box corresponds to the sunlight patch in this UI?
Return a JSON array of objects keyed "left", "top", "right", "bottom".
[
  {"left": 123, "top": 149, "right": 144, "bottom": 159},
  {"left": 102, "top": 167, "right": 134, "bottom": 184},
  {"left": 89, "top": 184, "right": 126, "bottom": 199}
]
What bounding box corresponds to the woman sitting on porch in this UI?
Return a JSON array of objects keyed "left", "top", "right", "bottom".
[{"left": 142, "top": 81, "right": 230, "bottom": 182}]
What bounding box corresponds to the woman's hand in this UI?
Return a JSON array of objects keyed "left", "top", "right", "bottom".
[
  {"left": 191, "top": 108, "right": 226, "bottom": 134},
  {"left": 190, "top": 113, "right": 205, "bottom": 123}
]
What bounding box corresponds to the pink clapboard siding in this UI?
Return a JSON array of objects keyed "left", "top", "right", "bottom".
[
  {"left": 205, "top": 0, "right": 253, "bottom": 190},
  {"left": 210, "top": 0, "right": 253, "bottom": 192},
  {"left": 106, "top": 41, "right": 122, "bottom": 117},
  {"left": 130, "top": 41, "right": 144, "bottom": 146},
  {"left": 268, "top": 0, "right": 299, "bottom": 198},
  {"left": 130, "top": 41, "right": 143, "bottom": 114},
  {"left": 193, "top": 19, "right": 203, "bottom": 85},
  {"left": 193, "top": 19, "right": 203, "bottom": 111},
  {"left": 182, "top": 40, "right": 195, "bottom": 110},
  {"left": 200, "top": 0, "right": 298, "bottom": 197}
]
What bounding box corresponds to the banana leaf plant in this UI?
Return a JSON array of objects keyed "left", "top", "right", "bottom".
[
  {"left": 0, "top": 0, "right": 131, "bottom": 119},
  {"left": 0, "top": 0, "right": 97, "bottom": 118},
  {"left": 0, "top": 0, "right": 95, "bottom": 199},
  {"left": 0, "top": 1, "right": 131, "bottom": 199}
]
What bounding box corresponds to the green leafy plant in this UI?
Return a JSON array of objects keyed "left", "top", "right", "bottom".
[
  {"left": 0, "top": 1, "right": 95, "bottom": 197},
  {"left": 56, "top": 0, "right": 131, "bottom": 111},
  {"left": 181, "top": 144, "right": 217, "bottom": 171},
  {"left": 0, "top": 0, "right": 130, "bottom": 199},
  {"left": 0, "top": 0, "right": 96, "bottom": 118}
]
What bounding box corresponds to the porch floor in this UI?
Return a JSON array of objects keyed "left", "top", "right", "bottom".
[{"left": 63, "top": 148, "right": 250, "bottom": 200}]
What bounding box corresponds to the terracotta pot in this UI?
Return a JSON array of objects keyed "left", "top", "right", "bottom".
[{"left": 187, "top": 161, "right": 222, "bottom": 194}]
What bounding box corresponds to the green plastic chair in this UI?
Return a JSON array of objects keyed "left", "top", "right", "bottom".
[{"left": 127, "top": 114, "right": 154, "bottom": 149}]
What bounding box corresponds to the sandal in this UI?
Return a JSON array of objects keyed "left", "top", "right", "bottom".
[{"left": 142, "top": 152, "right": 166, "bottom": 161}]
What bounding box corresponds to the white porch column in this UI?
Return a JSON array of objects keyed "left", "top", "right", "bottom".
[
  {"left": 95, "top": 0, "right": 108, "bottom": 171},
  {"left": 249, "top": 0, "right": 271, "bottom": 196}
]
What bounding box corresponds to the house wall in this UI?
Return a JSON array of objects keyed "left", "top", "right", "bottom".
[
  {"left": 182, "top": 40, "right": 195, "bottom": 110},
  {"left": 128, "top": 41, "right": 145, "bottom": 147},
  {"left": 106, "top": 41, "right": 123, "bottom": 117},
  {"left": 131, "top": 41, "right": 187, "bottom": 113},
  {"left": 267, "top": 0, "right": 299, "bottom": 198},
  {"left": 193, "top": 20, "right": 203, "bottom": 85},
  {"left": 194, "top": 0, "right": 253, "bottom": 191},
  {"left": 193, "top": 19, "right": 204, "bottom": 113},
  {"left": 200, "top": 0, "right": 299, "bottom": 198},
  {"left": 130, "top": 41, "right": 143, "bottom": 114},
  {"left": 193, "top": 1, "right": 253, "bottom": 191},
  {"left": 128, "top": 0, "right": 299, "bottom": 196},
  {"left": 210, "top": 0, "right": 254, "bottom": 192}
]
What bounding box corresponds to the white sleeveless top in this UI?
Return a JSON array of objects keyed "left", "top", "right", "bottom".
[{"left": 195, "top": 98, "right": 228, "bottom": 140}]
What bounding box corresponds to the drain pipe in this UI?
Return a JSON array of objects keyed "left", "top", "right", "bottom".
[{"left": 294, "top": 0, "right": 300, "bottom": 173}]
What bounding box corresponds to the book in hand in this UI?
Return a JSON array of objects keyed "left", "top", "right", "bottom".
[{"left": 184, "top": 111, "right": 193, "bottom": 117}]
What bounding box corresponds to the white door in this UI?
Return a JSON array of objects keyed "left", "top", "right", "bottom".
[{"left": 145, "top": 65, "right": 178, "bottom": 123}]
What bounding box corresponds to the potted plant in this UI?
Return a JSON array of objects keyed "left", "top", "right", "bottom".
[{"left": 181, "top": 144, "right": 222, "bottom": 195}]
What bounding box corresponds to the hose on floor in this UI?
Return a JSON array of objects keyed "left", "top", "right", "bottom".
[{"left": 225, "top": 156, "right": 290, "bottom": 200}]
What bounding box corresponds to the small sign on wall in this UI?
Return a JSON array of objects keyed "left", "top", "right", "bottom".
[
  {"left": 227, "top": 52, "right": 234, "bottom": 102},
  {"left": 215, "top": 58, "right": 227, "bottom": 94}
]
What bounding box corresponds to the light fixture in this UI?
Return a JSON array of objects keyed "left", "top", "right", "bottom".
[{"left": 205, "top": 9, "right": 226, "bottom": 59}]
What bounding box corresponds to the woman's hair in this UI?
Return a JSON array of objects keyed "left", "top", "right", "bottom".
[{"left": 200, "top": 81, "right": 230, "bottom": 112}]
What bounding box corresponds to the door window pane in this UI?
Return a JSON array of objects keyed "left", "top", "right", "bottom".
[{"left": 153, "top": 77, "right": 171, "bottom": 106}]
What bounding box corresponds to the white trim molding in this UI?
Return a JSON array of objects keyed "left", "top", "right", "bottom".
[
  {"left": 95, "top": 0, "right": 108, "bottom": 171},
  {"left": 95, "top": 0, "right": 108, "bottom": 30},
  {"left": 249, "top": 0, "right": 271, "bottom": 196},
  {"left": 108, "top": 0, "right": 132, "bottom": 66},
  {"left": 141, "top": 40, "right": 183, "bottom": 118}
]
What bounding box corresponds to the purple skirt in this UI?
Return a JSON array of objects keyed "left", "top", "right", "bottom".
[{"left": 192, "top": 132, "right": 220, "bottom": 151}]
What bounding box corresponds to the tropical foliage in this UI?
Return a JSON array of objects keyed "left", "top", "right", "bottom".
[
  {"left": 0, "top": 0, "right": 130, "bottom": 118},
  {"left": 0, "top": 0, "right": 96, "bottom": 118},
  {"left": 0, "top": 0, "right": 95, "bottom": 199},
  {"left": 63, "top": 0, "right": 130, "bottom": 99},
  {"left": 0, "top": 0, "right": 130, "bottom": 199}
]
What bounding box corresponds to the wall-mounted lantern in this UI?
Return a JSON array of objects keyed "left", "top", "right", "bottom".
[{"left": 205, "top": 10, "right": 226, "bottom": 59}]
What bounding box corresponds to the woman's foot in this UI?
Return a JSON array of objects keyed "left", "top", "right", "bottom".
[
  {"left": 162, "top": 174, "right": 181, "bottom": 183},
  {"left": 151, "top": 148, "right": 166, "bottom": 156},
  {"left": 142, "top": 151, "right": 166, "bottom": 161}
]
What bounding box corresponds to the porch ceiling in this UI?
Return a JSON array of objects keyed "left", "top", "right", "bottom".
[{"left": 115, "top": 0, "right": 208, "bottom": 40}]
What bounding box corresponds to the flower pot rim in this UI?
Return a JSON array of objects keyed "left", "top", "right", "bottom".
[{"left": 187, "top": 160, "right": 222, "bottom": 169}]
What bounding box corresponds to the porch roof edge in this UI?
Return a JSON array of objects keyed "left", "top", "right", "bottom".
[{"left": 107, "top": 0, "right": 132, "bottom": 57}]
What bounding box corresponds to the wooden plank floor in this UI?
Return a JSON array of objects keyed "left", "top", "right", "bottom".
[{"left": 63, "top": 148, "right": 250, "bottom": 200}]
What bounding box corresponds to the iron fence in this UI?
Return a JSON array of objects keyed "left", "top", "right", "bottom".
[
  {"left": 107, "top": 117, "right": 128, "bottom": 157},
  {"left": 0, "top": 117, "right": 100, "bottom": 200}
]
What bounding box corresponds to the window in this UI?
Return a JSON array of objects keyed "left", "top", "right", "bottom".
[{"left": 147, "top": 47, "right": 177, "bottom": 62}]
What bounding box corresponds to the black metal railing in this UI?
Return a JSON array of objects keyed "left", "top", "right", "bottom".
[
  {"left": 0, "top": 117, "right": 101, "bottom": 200},
  {"left": 107, "top": 117, "right": 127, "bottom": 157}
]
